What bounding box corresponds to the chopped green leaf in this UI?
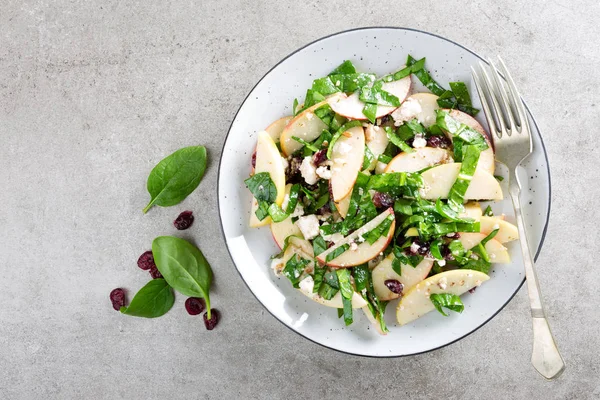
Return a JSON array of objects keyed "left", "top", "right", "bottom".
[
  {"left": 267, "top": 203, "right": 288, "bottom": 222},
  {"left": 312, "top": 235, "right": 328, "bottom": 256},
  {"left": 430, "top": 293, "right": 465, "bottom": 316},
  {"left": 362, "top": 103, "right": 378, "bottom": 124},
  {"left": 448, "top": 145, "right": 481, "bottom": 212},
  {"left": 325, "top": 243, "right": 350, "bottom": 262},
  {"left": 282, "top": 254, "right": 310, "bottom": 288},
  {"left": 329, "top": 60, "right": 356, "bottom": 75},
  {"left": 363, "top": 146, "right": 375, "bottom": 171},
  {"left": 483, "top": 205, "right": 494, "bottom": 216},
  {"left": 386, "top": 127, "right": 414, "bottom": 153},
  {"left": 292, "top": 136, "right": 319, "bottom": 152},
  {"left": 312, "top": 264, "right": 327, "bottom": 293},
  {"left": 245, "top": 172, "right": 277, "bottom": 203},
  {"left": 353, "top": 264, "right": 369, "bottom": 292}
]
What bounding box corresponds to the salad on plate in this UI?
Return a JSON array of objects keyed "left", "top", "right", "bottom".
[{"left": 244, "top": 56, "right": 519, "bottom": 335}]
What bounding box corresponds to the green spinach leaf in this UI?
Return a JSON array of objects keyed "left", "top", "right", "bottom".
[
  {"left": 120, "top": 279, "right": 175, "bottom": 318},
  {"left": 152, "top": 236, "right": 214, "bottom": 318},
  {"left": 143, "top": 146, "right": 207, "bottom": 213},
  {"left": 430, "top": 293, "right": 464, "bottom": 316}
]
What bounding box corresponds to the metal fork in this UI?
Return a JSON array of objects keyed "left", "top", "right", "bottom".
[{"left": 471, "top": 57, "right": 565, "bottom": 380}]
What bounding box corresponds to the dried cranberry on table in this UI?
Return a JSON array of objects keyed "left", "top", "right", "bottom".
[
  {"left": 109, "top": 288, "right": 126, "bottom": 311},
  {"left": 372, "top": 192, "right": 394, "bottom": 209},
  {"left": 174, "top": 210, "right": 194, "bottom": 230},
  {"left": 137, "top": 250, "right": 155, "bottom": 270},
  {"left": 384, "top": 280, "right": 404, "bottom": 295},
  {"left": 149, "top": 266, "right": 163, "bottom": 279},
  {"left": 427, "top": 135, "right": 451, "bottom": 149},
  {"left": 203, "top": 309, "right": 220, "bottom": 330},
  {"left": 185, "top": 297, "right": 205, "bottom": 315}
]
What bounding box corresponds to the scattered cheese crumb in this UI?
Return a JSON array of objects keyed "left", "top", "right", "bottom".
[
  {"left": 316, "top": 166, "right": 332, "bottom": 180},
  {"left": 437, "top": 259, "right": 446, "bottom": 267},
  {"left": 350, "top": 242, "right": 358, "bottom": 251},
  {"left": 290, "top": 203, "right": 305, "bottom": 218},
  {"left": 299, "top": 156, "right": 318, "bottom": 185},
  {"left": 391, "top": 97, "right": 422, "bottom": 126},
  {"left": 438, "top": 276, "right": 448, "bottom": 290},
  {"left": 410, "top": 242, "right": 421, "bottom": 253},
  {"left": 281, "top": 157, "right": 289, "bottom": 170},
  {"left": 295, "top": 215, "right": 320, "bottom": 240},
  {"left": 493, "top": 224, "right": 500, "bottom": 230},
  {"left": 412, "top": 134, "right": 427, "bottom": 148}
]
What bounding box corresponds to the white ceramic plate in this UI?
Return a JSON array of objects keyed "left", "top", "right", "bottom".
[{"left": 218, "top": 28, "right": 550, "bottom": 357}]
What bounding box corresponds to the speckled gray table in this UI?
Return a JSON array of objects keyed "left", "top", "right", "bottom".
[{"left": 1, "top": 1, "right": 598, "bottom": 399}]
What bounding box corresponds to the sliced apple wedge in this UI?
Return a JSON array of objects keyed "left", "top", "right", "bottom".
[
  {"left": 249, "top": 131, "right": 287, "bottom": 227},
  {"left": 334, "top": 193, "right": 351, "bottom": 218},
  {"left": 280, "top": 95, "right": 343, "bottom": 156},
  {"left": 479, "top": 216, "right": 519, "bottom": 243},
  {"left": 462, "top": 202, "right": 483, "bottom": 219},
  {"left": 364, "top": 124, "right": 389, "bottom": 171},
  {"left": 362, "top": 307, "right": 387, "bottom": 335},
  {"left": 317, "top": 208, "right": 395, "bottom": 267},
  {"left": 396, "top": 269, "right": 490, "bottom": 325},
  {"left": 384, "top": 147, "right": 452, "bottom": 173},
  {"left": 443, "top": 109, "right": 495, "bottom": 175},
  {"left": 392, "top": 92, "right": 439, "bottom": 127},
  {"left": 328, "top": 76, "right": 411, "bottom": 120},
  {"left": 419, "top": 163, "right": 503, "bottom": 201},
  {"left": 270, "top": 184, "right": 304, "bottom": 248},
  {"left": 298, "top": 275, "right": 368, "bottom": 308},
  {"left": 282, "top": 236, "right": 315, "bottom": 272},
  {"left": 458, "top": 232, "right": 511, "bottom": 263},
  {"left": 265, "top": 116, "right": 292, "bottom": 142},
  {"left": 330, "top": 126, "right": 365, "bottom": 201},
  {"left": 372, "top": 255, "right": 434, "bottom": 301}
]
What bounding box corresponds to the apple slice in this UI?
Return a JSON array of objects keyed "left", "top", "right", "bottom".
[
  {"left": 265, "top": 116, "right": 292, "bottom": 142},
  {"left": 297, "top": 275, "right": 368, "bottom": 308},
  {"left": 458, "top": 232, "right": 511, "bottom": 263},
  {"left": 270, "top": 184, "right": 304, "bottom": 248},
  {"left": 372, "top": 255, "right": 434, "bottom": 301},
  {"left": 249, "top": 131, "right": 287, "bottom": 227},
  {"left": 462, "top": 202, "right": 483, "bottom": 219},
  {"left": 479, "top": 216, "right": 519, "bottom": 243},
  {"left": 334, "top": 193, "right": 351, "bottom": 218},
  {"left": 419, "top": 163, "right": 503, "bottom": 201},
  {"left": 280, "top": 96, "right": 342, "bottom": 156},
  {"left": 330, "top": 126, "right": 365, "bottom": 201},
  {"left": 282, "top": 236, "right": 315, "bottom": 271},
  {"left": 396, "top": 269, "right": 490, "bottom": 325},
  {"left": 443, "top": 109, "right": 495, "bottom": 175},
  {"left": 317, "top": 208, "right": 395, "bottom": 267},
  {"left": 391, "top": 92, "right": 440, "bottom": 127},
  {"left": 364, "top": 124, "right": 389, "bottom": 171},
  {"left": 362, "top": 307, "right": 387, "bottom": 335},
  {"left": 328, "top": 76, "right": 411, "bottom": 120},
  {"left": 384, "top": 147, "right": 452, "bottom": 173}
]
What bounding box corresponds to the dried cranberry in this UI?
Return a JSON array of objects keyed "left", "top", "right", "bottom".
[
  {"left": 110, "top": 288, "right": 126, "bottom": 311},
  {"left": 312, "top": 149, "right": 327, "bottom": 166},
  {"left": 286, "top": 156, "right": 303, "bottom": 181},
  {"left": 427, "top": 135, "right": 451, "bottom": 149},
  {"left": 379, "top": 115, "right": 391, "bottom": 125},
  {"left": 174, "top": 210, "right": 194, "bottom": 230},
  {"left": 137, "top": 251, "right": 155, "bottom": 271},
  {"left": 203, "top": 309, "right": 220, "bottom": 330},
  {"left": 442, "top": 245, "right": 454, "bottom": 260},
  {"left": 408, "top": 240, "right": 430, "bottom": 256},
  {"left": 405, "top": 138, "right": 414, "bottom": 147},
  {"left": 316, "top": 202, "right": 331, "bottom": 215},
  {"left": 251, "top": 151, "right": 256, "bottom": 168},
  {"left": 446, "top": 232, "right": 461, "bottom": 239},
  {"left": 149, "top": 266, "right": 163, "bottom": 279},
  {"left": 469, "top": 287, "right": 477, "bottom": 294},
  {"left": 185, "top": 297, "right": 205, "bottom": 315},
  {"left": 372, "top": 192, "right": 394, "bottom": 209},
  {"left": 384, "top": 280, "right": 404, "bottom": 295}
]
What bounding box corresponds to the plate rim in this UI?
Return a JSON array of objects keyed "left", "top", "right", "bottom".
[{"left": 217, "top": 26, "right": 552, "bottom": 358}]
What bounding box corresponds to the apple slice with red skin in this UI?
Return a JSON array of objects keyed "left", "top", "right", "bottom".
[
  {"left": 316, "top": 208, "right": 395, "bottom": 267},
  {"left": 328, "top": 75, "right": 411, "bottom": 120},
  {"left": 330, "top": 126, "right": 365, "bottom": 202},
  {"left": 265, "top": 116, "right": 292, "bottom": 142}
]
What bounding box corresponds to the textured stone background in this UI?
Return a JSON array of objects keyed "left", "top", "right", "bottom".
[{"left": 1, "top": 0, "right": 598, "bottom": 399}]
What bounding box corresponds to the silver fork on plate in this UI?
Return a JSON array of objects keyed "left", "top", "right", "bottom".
[{"left": 471, "top": 57, "right": 565, "bottom": 379}]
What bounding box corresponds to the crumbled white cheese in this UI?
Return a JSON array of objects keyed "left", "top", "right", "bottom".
[
  {"left": 357, "top": 234, "right": 365, "bottom": 243},
  {"left": 290, "top": 203, "right": 305, "bottom": 218},
  {"left": 337, "top": 141, "right": 352, "bottom": 155},
  {"left": 306, "top": 112, "right": 313, "bottom": 120},
  {"left": 391, "top": 97, "right": 422, "bottom": 126},
  {"left": 299, "top": 156, "right": 318, "bottom": 185},
  {"left": 295, "top": 214, "right": 320, "bottom": 240},
  {"left": 299, "top": 276, "right": 313, "bottom": 292},
  {"left": 271, "top": 257, "right": 284, "bottom": 276},
  {"left": 412, "top": 134, "right": 427, "bottom": 148},
  {"left": 493, "top": 224, "right": 500, "bottom": 230},
  {"left": 316, "top": 166, "right": 332, "bottom": 180},
  {"left": 349, "top": 242, "right": 358, "bottom": 251},
  {"left": 437, "top": 276, "right": 448, "bottom": 290},
  {"left": 317, "top": 212, "right": 331, "bottom": 221},
  {"left": 437, "top": 259, "right": 446, "bottom": 267},
  {"left": 410, "top": 242, "right": 421, "bottom": 253},
  {"left": 322, "top": 232, "right": 344, "bottom": 244}
]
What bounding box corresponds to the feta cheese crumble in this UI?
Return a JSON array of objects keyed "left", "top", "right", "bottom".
[
  {"left": 410, "top": 242, "right": 421, "bottom": 253},
  {"left": 299, "top": 156, "right": 318, "bottom": 185},
  {"left": 295, "top": 214, "right": 320, "bottom": 240},
  {"left": 349, "top": 242, "right": 358, "bottom": 251},
  {"left": 412, "top": 134, "right": 427, "bottom": 148},
  {"left": 316, "top": 166, "right": 332, "bottom": 180},
  {"left": 391, "top": 97, "right": 422, "bottom": 126}
]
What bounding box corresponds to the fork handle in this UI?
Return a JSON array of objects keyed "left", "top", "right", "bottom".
[{"left": 509, "top": 185, "right": 565, "bottom": 379}]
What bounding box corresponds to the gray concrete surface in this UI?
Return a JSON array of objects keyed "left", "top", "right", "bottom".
[{"left": 1, "top": 0, "right": 599, "bottom": 398}]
